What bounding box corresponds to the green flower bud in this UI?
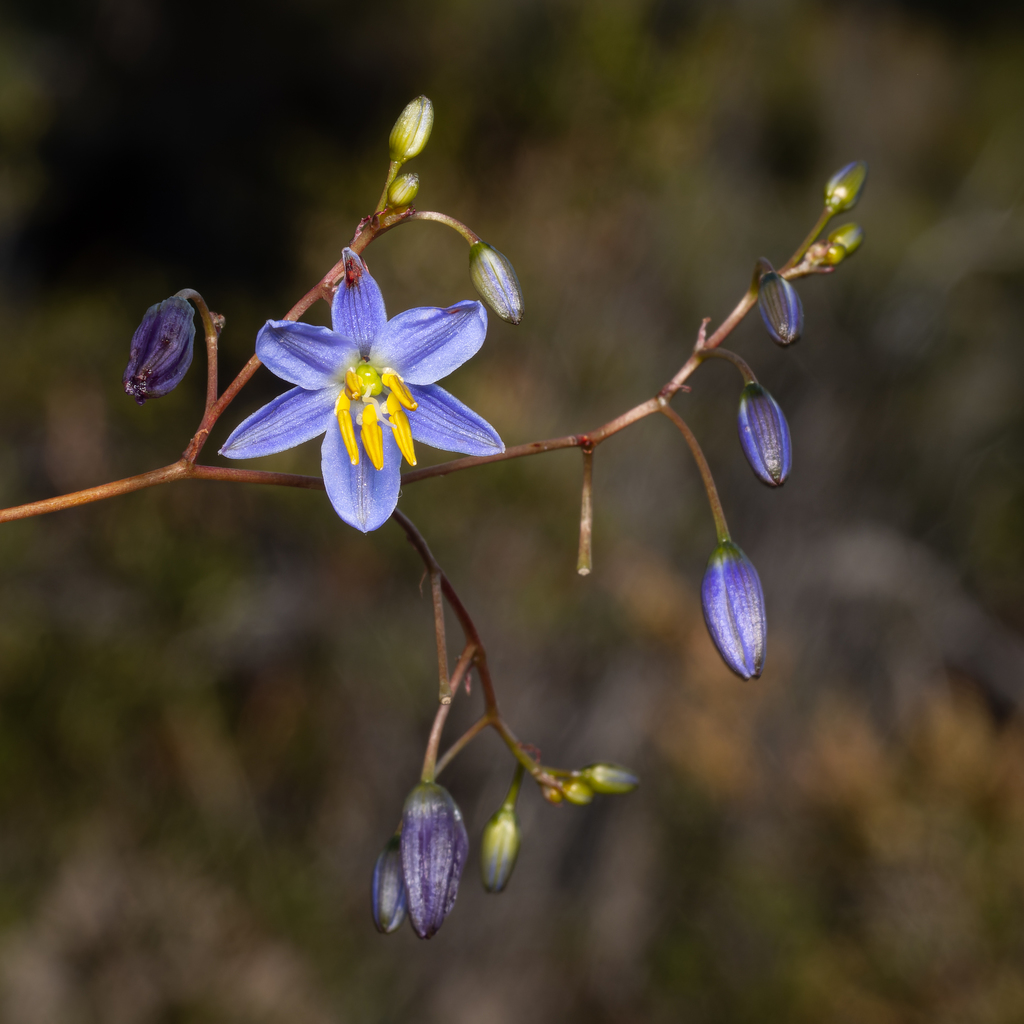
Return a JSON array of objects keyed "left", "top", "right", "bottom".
[
  {"left": 480, "top": 806, "right": 521, "bottom": 893},
  {"left": 580, "top": 763, "right": 639, "bottom": 795},
  {"left": 469, "top": 241, "right": 524, "bottom": 325},
  {"left": 387, "top": 172, "right": 420, "bottom": 208},
  {"left": 389, "top": 96, "right": 434, "bottom": 163},
  {"left": 823, "top": 161, "right": 868, "bottom": 214},
  {"left": 825, "top": 222, "right": 864, "bottom": 264},
  {"left": 562, "top": 778, "right": 594, "bottom": 806}
]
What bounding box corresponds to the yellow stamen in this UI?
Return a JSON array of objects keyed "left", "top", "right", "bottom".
[
  {"left": 382, "top": 370, "right": 418, "bottom": 410},
  {"left": 335, "top": 393, "right": 360, "bottom": 465},
  {"left": 344, "top": 368, "right": 362, "bottom": 400},
  {"left": 360, "top": 401, "right": 384, "bottom": 470},
  {"left": 387, "top": 392, "right": 417, "bottom": 466}
]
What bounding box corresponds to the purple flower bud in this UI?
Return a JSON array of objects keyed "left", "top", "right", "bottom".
[
  {"left": 400, "top": 782, "right": 468, "bottom": 939},
  {"left": 757, "top": 271, "right": 803, "bottom": 346},
  {"left": 738, "top": 382, "right": 792, "bottom": 487},
  {"left": 370, "top": 834, "right": 408, "bottom": 934},
  {"left": 123, "top": 296, "right": 196, "bottom": 404},
  {"left": 701, "top": 541, "right": 766, "bottom": 680}
]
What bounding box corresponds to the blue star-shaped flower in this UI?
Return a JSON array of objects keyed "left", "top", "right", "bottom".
[{"left": 220, "top": 249, "right": 504, "bottom": 532}]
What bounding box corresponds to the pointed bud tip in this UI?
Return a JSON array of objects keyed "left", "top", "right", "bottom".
[
  {"left": 580, "top": 763, "right": 639, "bottom": 795},
  {"left": 824, "top": 161, "right": 868, "bottom": 214},
  {"left": 738, "top": 382, "right": 792, "bottom": 487},
  {"left": 701, "top": 541, "right": 766, "bottom": 680},
  {"left": 469, "top": 241, "right": 524, "bottom": 324},
  {"left": 122, "top": 295, "right": 196, "bottom": 403},
  {"left": 389, "top": 96, "right": 434, "bottom": 163}
]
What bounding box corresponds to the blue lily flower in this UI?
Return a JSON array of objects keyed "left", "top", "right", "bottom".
[{"left": 220, "top": 249, "right": 504, "bottom": 532}]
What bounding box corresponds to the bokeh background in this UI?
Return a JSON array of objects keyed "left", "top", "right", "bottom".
[{"left": 0, "top": 0, "right": 1023, "bottom": 1020}]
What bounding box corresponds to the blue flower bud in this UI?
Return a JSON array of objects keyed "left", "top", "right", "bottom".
[
  {"left": 701, "top": 541, "right": 766, "bottom": 680},
  {"left": 123, "top": 296, "right": 196, "bottom": 405},
  {"left": 824, "top": 161, "right": 868, "bottom": 214},
  {"left": 480, "top": 806, "right": 521, "bottom": 893},
  {"left": 737, "top": 382, "right": 792, "bottom": 487},
  {"left": 400, "top": 781, "right": 468, "bottom": 939},
  {"left": 469, "top": 242, "right": 524, "bottom": 325},
  {"left": 757, "top": 271, "right": 803, "bottom": 346},
  {"left": 370, "top": 834, "right": 408, "bottom": 934},
  {"left": 580, "top": 763, "right": 639, "bottom": 795}
]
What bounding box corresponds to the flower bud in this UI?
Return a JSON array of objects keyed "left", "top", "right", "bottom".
[
  {"left": 387, "top": 172, "right": 420, "bottom": 208},
  {"left": 389, "top": 96, "right": 434, "bottom": 163},
  {"left": 400, "top": 781, "right": 468, "bottom": 939},
  {"left": 580, "top": 763, "right": 639, "bottom": 795},
  {"left": 737, "top": 382, "right": 792, "bottom": 487},
  {"left": 757, "top": 271, "right": 803, "bottom": 346},
  {"left": 541, "top": 785, "right": 563, "bottom": 804},
  {"left": 480, "top": 806, "right": 521, "bottom": 893},
  {"left": 370, "top": 834, "right": 407, "bottom": 934},
  {"left": 562, "top": 778, "right": 594, "bottom": 806},
  {"left": 824, "top": 222, "right": 864, "bottom": 266},
  {"left": 122, "top": 296, "right": 196, "bottom": 404},
  {"left": 701, "top": 541, "right": 766, "bottom": 680},
  {"left": 823, "top": 161, "right": 867, "bottom": 213},
  {"left": 469, "top": 242, "right": 524, "bottom": 325}
]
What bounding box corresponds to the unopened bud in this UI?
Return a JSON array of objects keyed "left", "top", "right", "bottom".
[
  {"left": 738, "top": 382, "right": 792, "bottom": 487},
  {"left": 469, "top": 242, "right": 524, "bottom": 325},
  {"left": 562, "top": 778, "right": 594, "bottom": 806},
  {"left": 824, "top": 161, "right": 868, "bottom": 214},
  {"left": 387, "top": 172, "right": 420, "bottom": 208},
  {"left": 580, "top": 763, "right": 639, "bottom": 795},
  {"left": 701, "top": 541, "right": 766, "bottom": 680},
  {"left": 824, "top": 222, "right": 864, "bottom": 266},
  {"left": 480, "top": 806, "right": 521, "bottom": 893},
  {"left": 370, "top": 834, "right": 407, "bottom": 934},
  {"left": 400, "top": 781, "right": 468, "bottom": 939},
  {"left": 757, "top": 271, "right": 804, "bottom": 346},
  {"left": 123, "top": 296, "right": 196, "bottom": 405},
  {"left": 389, "top": 96, "right": 434, "bottom": 163},
  {"left": 541, "top": 785, "right": 563, "bottom": 804}
]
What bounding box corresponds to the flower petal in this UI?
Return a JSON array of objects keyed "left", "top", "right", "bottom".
[
  {"left": 256, "top": 320, "right": 357, "bottom": 390},
  {"left": 321, "top": 418, "right": 402, "bottom": 532},
  {"left": 370, "top": 301, "right": 487, "bottom": 385},
  {"left": 219, "top": 385, "right": 337, "bottom": 459},
  {"left": 406, "top": 384, "right": 504, "bottom": 456},
  {"left": 331, "top": 248, "right": 387, "bottom": 356}
]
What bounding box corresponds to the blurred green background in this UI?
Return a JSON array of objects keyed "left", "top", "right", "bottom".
[{"left": 1, "top": 0, "right": 1024, "bottom": 1020}]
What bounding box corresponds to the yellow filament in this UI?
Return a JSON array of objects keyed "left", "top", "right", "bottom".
[
  {"left": 360, "top": 402, "right": 384, "bottom": 471},
  {"left": 344, "top": 368, "right": 362, "bottom": 400},
  {"left": 387, "top": 392, "right": 417, "bottom": 466},
  {"left": 335, "top": 393, "right": 360, "bottom": 465},
  {"left": 382, "top": 371, "right": 418, "bottom": 410}
]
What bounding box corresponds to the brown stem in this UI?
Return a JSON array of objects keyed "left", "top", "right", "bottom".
[
  {"left": 431, "top": 570, "right": 451, "bottom": 705},
  {"left": 698, "top": 347, "right": 758, "bottom": 385},
  {"left": 577, "top": 447, "right": 594, "bottom": 576},
  {"left": 175, "top": 289, "right": 221, "bottom": 411}
]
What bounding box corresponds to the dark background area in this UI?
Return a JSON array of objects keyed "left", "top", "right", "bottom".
[{"left": 0, "top": 0, "right": 1023, "bottom": 1021}]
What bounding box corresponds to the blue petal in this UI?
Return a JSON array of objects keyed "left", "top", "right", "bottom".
[
  {"left": 331, "top": 248, "right": 387, "bottom": 356},
  {"left": 406, "top": 384, "right": 504, "bottom": 456},
  {"left": 370, "top": 301, "right": 488, "bottom": 385},
  {"left": 219, "top": 385, "right": 338, "bottom": 459},
  {"left": 321, "top": 418, "right": 402, "bottom": 532},
  {"left": 256, "top": 320, "right": 357, "bottom": 390}
]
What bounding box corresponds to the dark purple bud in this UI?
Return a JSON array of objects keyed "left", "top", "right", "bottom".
[
  {"left": 757, "top": 272, "right": 803, "bottom": 346},
  {"left": 371, "top": 834, "right": 408, "bottom": 934},
  {"left": 400, "top": 781, "right": 468, "bottom": 939},
  {"left": 738, "top": 382, "right": 792, "bottom": 487},
  {"left": 701, "top": 541, "right": 766, "bottom": 680},
  {"left": 123, "top": 296, "right": 196, "bottom": 404}
]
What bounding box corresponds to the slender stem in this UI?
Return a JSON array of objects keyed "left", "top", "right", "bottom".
[
  {"left": 406, "top": 211, "right": 480, "bottom": 245},
  {"left": 491, "top": 717, "right": 560, "bottom": 788},
  {"left": 175, "top": 289, "right": 221, "bottom": 411},
  {"left": 431, "top": 570, "right": 452, "bottom": 705},
  {"left": 781, "top": 207, "right": 832, "bottom": 273},
  {"left": 375, "top": 160, "right": 402, "bottom": 214},
  {"left": 698, "top": 347, "right": 757, "bottom": 385},
  {"left": 434, "top": 713, "right": 492, "bottom": 777},
  {"left": 660, "top": 405, "right": 730, "bottom": 544},
  {"left": 502, "top": 762, "right": 525, "bottom": 809},
  {"left": 577, "top": 448, "right": 594, "bottom": 576},
  {"left": 420, "top": 700, "right": 453, "bottom": 783}
]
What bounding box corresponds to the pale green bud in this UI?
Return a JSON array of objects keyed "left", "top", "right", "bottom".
[
  {"left": 825, "top": 222, "right": 864, "bottom": 264},
  {"left": 387, "top": 172, "right": 420, "bottom": 208},
  {"left": 389, "top": 96, "right": 434, "bottom": 163},
  {"left": 824, "top": 161, "right": 868, "bottom": 214},
  {"left": 480, "top": 806, "right": 521, "bottom": 893},
  {"left": 580, "top": 763, "right": 639, "bottom": 795},
  {"left": 469, "top": 241, "right": 524, "bottom": 325},
  {"left": 562, "top": 778, "right": 594, "bottom": 806}
]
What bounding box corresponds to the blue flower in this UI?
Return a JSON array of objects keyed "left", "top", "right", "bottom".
[{"left": 220, "top": 249, "right": 504, "bottom": 531}]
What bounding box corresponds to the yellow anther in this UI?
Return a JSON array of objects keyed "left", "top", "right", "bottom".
[
  {"left": 387, "top": 392, "right": 417, "bottom": 466},
  {"left": 344, "top": 368, "right": 362, "bottom": 400},
  {"left": 382, "top": 370, "right": 417, "bottom": 410},
  {"left": 335, "top": 393, "right": 360, "bottom": 466},
  {"left": 360, "top": 401, "right": 384, "bottom": 471},
  {"left": 356, "top": 364, "right": 383, "bottom": 397}
]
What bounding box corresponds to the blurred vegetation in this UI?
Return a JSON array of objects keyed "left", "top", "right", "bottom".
[{"left": 0, "top": 0, "right": 1023, "bottom": 1021}]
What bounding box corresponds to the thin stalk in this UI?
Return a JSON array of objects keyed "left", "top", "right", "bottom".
[
  {"left": 175, "top": 289, "right": 221, "bottom": 411},
  {"left": 781, "top": 207, "right": 832, "bottom": 272},
  {"left": 420, "top": 700, "right": 453, "bottom": 783},
  {"left": 374, "top": 160, "right": 402, "bottom": 214},
  {"left": 432, "top": 570, "right": 452, "bottom": 705},
  {"left": 502, "top": 762, "right": 525, "bottom": 809},
  {"left": 698, "top": 348, "right": 757, "bottom": 384},
  {"left": 577, "top": 448, "right": 594, "bottom": 576},
  {"left": 434, "top": 713, "right": 492, "bottom": 777},
  {"left": 406, "top": 211, "right": 480, "bottom": 245}
]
